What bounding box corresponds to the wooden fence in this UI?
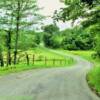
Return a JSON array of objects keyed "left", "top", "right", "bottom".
[
  {"left": 2, "top": 53, "right": 72, "bottom": 66},
  {"left": 17, "top": 53, "right": 69, "bottom": 66}
]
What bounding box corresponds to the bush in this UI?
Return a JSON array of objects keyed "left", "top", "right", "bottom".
[
  {"left": 88, "top": 67, "right": 100, "bottom": 93},
  {"left": 43, "top": 32, "right": 52, "bottom": 47},
  {"left": 62, "top": 38, "right": 78, "bottom": 50},
  {"left": 43, "top": 24, "right": 60, "bottom": 48},
  {"left": 61, "top": 28, "right": 94, "bottom": 50}
]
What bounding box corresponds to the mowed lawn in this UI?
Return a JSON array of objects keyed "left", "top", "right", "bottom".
[
  {"left": 62, "top": 50, "right": 100, "bottom": 96},
  {"left": 0, "top": 48, "right": 74, "bottom": 76}
]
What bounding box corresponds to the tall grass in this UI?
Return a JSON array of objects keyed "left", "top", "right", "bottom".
[{"left": 0, "top": 48, "right": 74, "bottom": 76}]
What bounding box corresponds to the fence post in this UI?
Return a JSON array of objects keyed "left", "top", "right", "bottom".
[
  {"left": 60, "top": 59, "right": 62, "bottom": 65},
  {"left": 65, "top": 59, "right": 66, "bottom": 65},
  {"left": 53, "top": 59, "right": 56, "bottom": 66},
  {"left": 45, "top": 57, "right": 47, "bottom": 65},
  {"left": 33, "top": 55, "right": 35, "bottom": 65},
  {"left": 25, "top": 53, "right": 29, "bottom": 65},
  {"left": 17, "top": 56, "right": 20, "bottom": 64}
]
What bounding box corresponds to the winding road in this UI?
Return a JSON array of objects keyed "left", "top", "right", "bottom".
[{"left": 0, "top": 51, "right": 99, "bottom": 100}]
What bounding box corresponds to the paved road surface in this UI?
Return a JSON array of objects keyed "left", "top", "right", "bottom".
[{"left": 0, "top": 51, "right": 99, "bottom": 100}]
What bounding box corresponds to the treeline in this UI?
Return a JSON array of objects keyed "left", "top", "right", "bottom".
[
  {"left": 43, "top": 24, "right": 95, "bottom": 50},
  {"left": 0, "top": 0, "right": 43, "bottom": 67},
  {"left": 0, "top": 29, "right": 42, "bottom": 67},
  {"left": 52, "top": 0, "right": 100, "bottom": 58}
]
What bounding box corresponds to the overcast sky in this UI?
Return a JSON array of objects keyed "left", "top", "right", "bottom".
[
  {"left": 37, "top": 0, "right": 72, "bottom": 30},
  {"left": 37, "top": 0, "right": 65, "bottom": 16}
]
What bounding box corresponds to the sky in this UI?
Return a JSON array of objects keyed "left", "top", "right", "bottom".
[
  {"left": 37, "top": 0, "right": 72, "bottom": 30},
  {"left": 37, "top": 0, "right": 65, "bottom": 16}
]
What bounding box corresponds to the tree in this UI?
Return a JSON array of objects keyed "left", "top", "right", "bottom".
[
  {"left": 43, "top": 24, "right": 59, "bottom": 34},
  {"left": 43, "top": 24, "right": 59, "bottom": 48},
  {"left": 18, "top": 30, "right": 37, "bottom": 50},
  {"left": 0, "top": 47, "right": 4, "bottom": 67},
  {"left": 53, "top": 0, "right": 100, "bottom": 57},
  {"left": 12, "top": 0, "right": 41, "bottom": 64},
  {"left": 0, "top": 31, "right": 5, "bottom": 67},
  {"left": 61, "top": 27, "right": 94, "bottom": 50},
  {"left": 34, "top": 32, "right": 42, "bottom": 45},
  {"left": 0, "top": 0, "right": 43, "bottom": 64},
  {"left": 0, "top": 0, "right": 14, "bottom": 66},
  {"left": 6, "top": 30, "right": 12, "bottom": 66},
  {"left": 53, "top": 0, "right": 100, "bottom": 28}
]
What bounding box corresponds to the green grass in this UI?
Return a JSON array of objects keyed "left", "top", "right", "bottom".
[
  {"left": 61, "top": 50, "right": 100, "bottom": 96},
  {"left": 0, "top": 47, "right": 74, "bottom": 76}
]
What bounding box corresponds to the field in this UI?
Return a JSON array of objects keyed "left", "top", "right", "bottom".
[{"left": 0, "top": 48, "right": 74, "bottom": 76}]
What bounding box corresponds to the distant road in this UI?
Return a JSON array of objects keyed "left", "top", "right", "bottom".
[{"left": 0, "top": 50, "right": 99, "bottom": 100}]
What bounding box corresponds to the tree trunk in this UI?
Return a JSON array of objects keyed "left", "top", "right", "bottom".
[
  {"left": 6, "top": 31, "right": 12, "bottom": 66},
  {"left": 13, "top": 18, "right": 19, "bottom": 64},
  {"left": 26, "top": 53, "right": 29, "bottom": 65},
  {"left": 0, "top": 52, "right": 4, "bottom": 67},
  {"left": 14, "top": 1, "right": 20, "bottom": 64}
]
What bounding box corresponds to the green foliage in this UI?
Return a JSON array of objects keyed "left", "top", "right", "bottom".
[
  {"left": 95, "top": 34, "right": 100, "bottom": 58},
  {"left": 18, "top": 32, "right": 35, "bottom": 50},
  {"left": 51, "top": 35, "right": 62, "bottom": 48},
  {"left": 43, "top": 24, "right": 59, "bottom": 34},
  {"left": 61, "top": 27, "right": 94, "bottom": 50},
  {"left": 0, "top": 31, "right": 6, "bottom": 51},
  {"left": 88, "top": 67, "right": 100, "bottom": 94},
  {"left": 43, "top": 24, "right": 60, "bottom": 48},
  {"left": 43, "top": 32, "right": 52, "bottom": 47},
  {"left": 43, "top": 25, "right": 94, "bottom": 50},
  {"left": 0, "top": 48, "right": 74, "bottom": 76},
  {"left": 14, "top": 30, "right": 43, "bottom": 51},
  {"left": 0, "top": 0, "right": 42, "bottom": 29},
  {"left": 34, "top": 32, "right": 43, "bottom": 45},
  {"left": 0, "top": 0, "right": 44, "bottom": 66},
  {"left": 54, "top": 0, "right": 100, "bottom": 23},
  {"left": 53, "top": 0, "right": 100, "bottom": 57}
]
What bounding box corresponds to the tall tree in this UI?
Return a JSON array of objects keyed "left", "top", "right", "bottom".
[
  {"left": 53, "top": 0, "right": 100, "bottom": 56},
  {"left": 12, "top": 0, "right": 41, "bottom": 64},
  {"left": 43, "top": 24, "right": 59, "bottom": 48},
  {"left": 0, "top": 31, "right": 5, "bottom": 67},
  {"left": 0, "top": 0, "right": 43, "bottom": 64},
  {"left": 53, "top": 0, "right": 100, "bottom": 27},
  {"left": 0, "top": 0, "right": 14, "bottom": 66}
]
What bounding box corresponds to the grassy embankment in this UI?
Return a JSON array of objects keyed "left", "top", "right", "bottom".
[
  {"left": 61, "top": 50, "right": 100, "bottom": 96},
  {"left": 0, "top": 48, "right": 74, "bottom": 76}
]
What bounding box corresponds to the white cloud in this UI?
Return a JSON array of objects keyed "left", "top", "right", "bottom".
[
  {"left": 37, "top": 0, "right": 72, "bottom": 30},
  {"left": 37, "top": 0, "right": 65, "bottom": 16}
]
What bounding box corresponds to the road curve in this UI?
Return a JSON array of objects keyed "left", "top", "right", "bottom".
[{"left": 0, "top": 50, "right": 99, "bottom": 100}]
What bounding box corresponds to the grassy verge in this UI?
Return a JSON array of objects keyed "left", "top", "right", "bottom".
[
  {"left": 0, "top": 48, "right": 75, "bottom": 76},
  {"left": 61, "top": 50, "right": 100, "bottom": 96}
]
